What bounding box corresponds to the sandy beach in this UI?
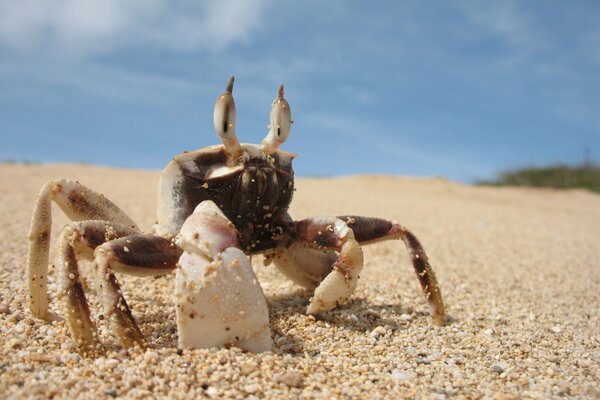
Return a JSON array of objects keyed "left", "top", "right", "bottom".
[{"left": 0, "top": 163, "right": 598, "bottom": 399}]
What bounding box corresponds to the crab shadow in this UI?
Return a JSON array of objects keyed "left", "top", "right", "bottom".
[
  {"left": 270, "top": 289, "right": 409, "bottom": 322},
  {"left": 128, "top": 289, "right": 445, "bottom": 355},
  {"left": 265, "top": 289, "right": 438, "bottom": 356}
]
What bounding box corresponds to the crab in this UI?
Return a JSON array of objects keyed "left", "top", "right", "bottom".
[{"left": 27, "top": 77, "right": 446, "bottom": 356}]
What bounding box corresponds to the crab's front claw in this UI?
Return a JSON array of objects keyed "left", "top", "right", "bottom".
[
  {"left": 306, "top": 221, "right": 364, "bottom": 314},
  {"left": 175, "top": 201, "right": 272, "bottom": 352},
  {"left": 273, "top": 217, "right": 364, "bottom": 315}
]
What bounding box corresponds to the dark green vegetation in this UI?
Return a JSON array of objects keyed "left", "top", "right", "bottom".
[
  {"left": 479, "top": 164, "right": 600, "bottom": 193},
  {"left": 1, "top": 159, "right": 39, "bottom": 165}
]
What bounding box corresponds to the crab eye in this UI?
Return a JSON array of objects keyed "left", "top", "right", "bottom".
[
  {"left": 270, "top": 85, "right": 292, "bottom": 142},
  {"left": 213, "top": 76, "right": 238, "bottom": 142},
  {"left": 262, "top": 84, "right": 292, "bottom": 153}
]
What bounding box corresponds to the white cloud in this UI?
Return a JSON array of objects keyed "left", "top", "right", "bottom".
[
  {"left": 0, "top": 0, "right": 271, "bottom": 56},
  {"left": 458, "top": 1, "right": 542, "bottom": 66}
]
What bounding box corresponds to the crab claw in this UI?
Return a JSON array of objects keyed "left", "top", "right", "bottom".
[
  {"left": 175, "top": 201, "right": 272, "bottom": 352},
  {"left": 306, "top": 220, "right": 364, "bottom": 314}
]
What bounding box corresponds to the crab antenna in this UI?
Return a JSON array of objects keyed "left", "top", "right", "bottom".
[
  {"left": 214, "top": 76, "right": 241, "bottom": 155},
  {"left": 262, "top": 83, "right": 292, "bottom": 154}
]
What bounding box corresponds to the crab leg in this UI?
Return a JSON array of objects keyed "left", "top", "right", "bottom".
[
  {"left": 56, "top": 221, "right": 138, "bottom": 355},
  {"left": 28, "top": 179, "right": 138, "bottom": 319},
  {"left": 338, "top": 216, "right": 446, "bottom": 326},
  {"left": 94, "top": 235, "right": 181, "bottom": 349},
  {"left": 283, "top": 216, "right": 365, "bottom": 314}
]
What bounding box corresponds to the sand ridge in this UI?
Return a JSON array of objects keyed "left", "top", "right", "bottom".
[{"left": 0, "top": 163, "right": 598, "bottom": 398}]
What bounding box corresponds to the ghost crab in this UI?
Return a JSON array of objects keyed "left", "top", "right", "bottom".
[{"left": 27, "top": 77, "right": 446, "bottom": 356}]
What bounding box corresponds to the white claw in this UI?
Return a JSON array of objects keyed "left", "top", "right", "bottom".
[
  {"left": 306, "top": 269, "right": 359, "bottom": 314},
  {"left": 307, "top": 222, "right": 364, "bottom": 314},
  {"left": 175, "top": 201, "right": 272, "bottom": 352}
]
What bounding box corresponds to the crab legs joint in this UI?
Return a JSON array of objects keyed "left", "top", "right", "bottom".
[
  {"left": 338, "top": 216, "right": 446, "bottom": 326},
  {"left": 27, "top": 178, "right": 181, "bottom": 355},
  {"left": 27, "top": 179, "right": 138, "bottom": 320},
  {"left": 271, "top": 217, "right": 364, "bottom": 314}
]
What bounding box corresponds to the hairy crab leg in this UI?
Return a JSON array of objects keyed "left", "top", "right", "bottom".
[
  {"left": 277, "top": 216, "right": 364, "bottom": 314},
  {"left": 338, "top": 216, "right": 446, "bottom": 326},
  {"left": 175, "top": 200, "right": 272, "bottom": 352},
  {"left": 28, "top": 179, "right": 138, "bottom": 319},
  {"left": 56, "top": 221, "right": 139, "bottom": 355},
  {"left": 94, "top": 235, "right": 181, "bottom": 349}
]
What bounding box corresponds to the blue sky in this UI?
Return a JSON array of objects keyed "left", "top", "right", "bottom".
[{"left": 1, "top": 1, "right": 599, "bottom": 182}]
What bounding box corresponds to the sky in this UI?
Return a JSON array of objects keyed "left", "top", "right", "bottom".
[{"left": 1, "top": 1, "right": 599, "bottom": 182}]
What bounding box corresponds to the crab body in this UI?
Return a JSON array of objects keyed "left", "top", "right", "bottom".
[
  {"left": 157, "top": 144, "right": 295, "bottom": 253},
  {"left": 27, "top": 77, "right": 446, "bottom": 356}
]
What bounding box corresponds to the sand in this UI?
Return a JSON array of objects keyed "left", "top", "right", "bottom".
[{"left": 0, "top": 163, "right": 598, "bottom": 399}]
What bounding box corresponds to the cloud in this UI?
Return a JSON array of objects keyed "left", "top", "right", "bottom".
[
  {"left": 457, "top": 1, "right": 542, "bottom": 67},
  {"left": 0, "top": 0, "right": 272, "bottom": 56}
]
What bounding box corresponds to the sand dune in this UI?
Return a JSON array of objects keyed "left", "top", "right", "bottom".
[{"left": 1, "top": 163, "right": 598, "bottom": 398}]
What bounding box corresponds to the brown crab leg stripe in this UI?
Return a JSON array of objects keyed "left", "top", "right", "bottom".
[
  {"left": 102, "top": 270, "right": 146, "bottom": 349},
  {"left": 294, "top": 218, "right": 344, "bottom": 250},
  {"left": 337, "top": 216, "right": 394, "bottom": 244},
  {"left": 57, "top": 225, "right": 101, "bottom": 356},
  {"left": 106, "top": 235, "right": 183, "bottom": 271},
  {"left": 55, "top": 221, "right": 141, "bottom": 355},
  {"left": 94, "top": 235, "right": 182, "bottom": 349},
  {"left": 289, "top": 216, "right": 364, "bottom": 314},
  {"left": 47, "top": 179, "right": 138, "bottom": 227},
  {"left": 293, "top": 217, "right": 364, "bottom": 279},
  {"left": 338, "top": 216, "right": 446, "bottom": 326}
]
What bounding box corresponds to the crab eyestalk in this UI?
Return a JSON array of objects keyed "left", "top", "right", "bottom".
[
  {"left": 262, "top": 84, "right": 293, "bottom": 154},
  {"left": 214, "top": 76, "right": 242, "bottom": 156}
]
